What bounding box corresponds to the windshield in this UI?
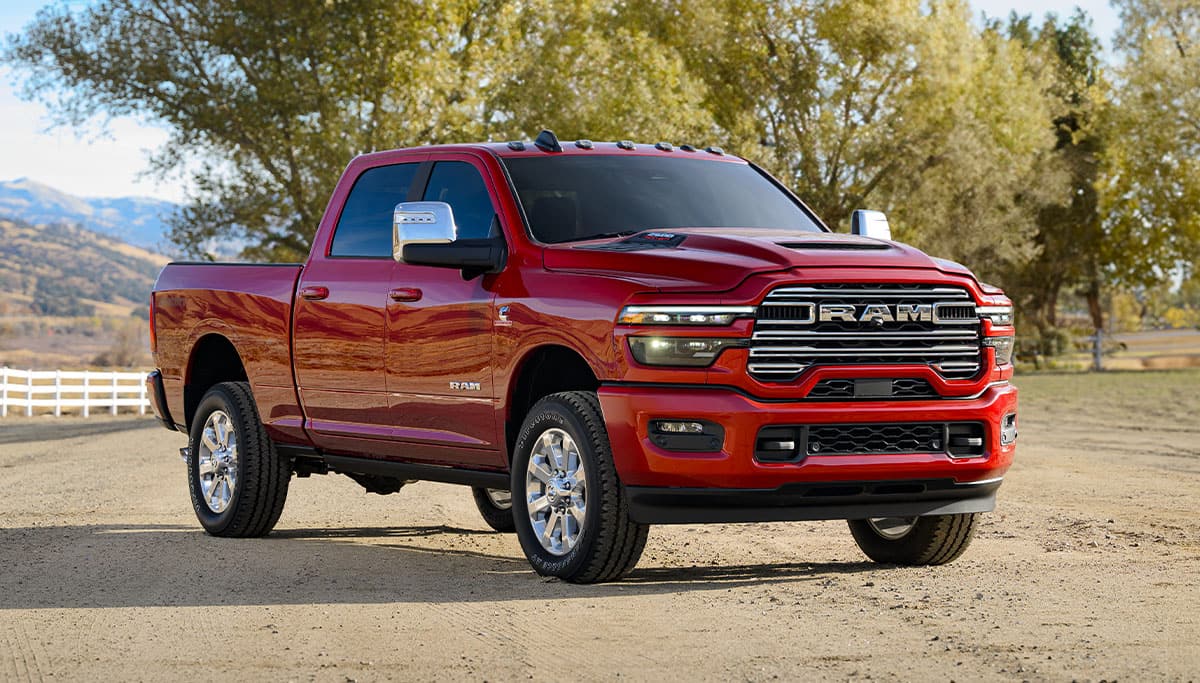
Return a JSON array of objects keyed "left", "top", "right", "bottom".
[{"left": 502, "top": 155, "right": 825, "bottom": 243}]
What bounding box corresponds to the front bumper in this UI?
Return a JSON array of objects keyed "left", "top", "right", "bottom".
[
  {"left": 599, "top": 381, "right": 1017, "bottom": 520},
  {"left": 625, "top": 477, "right": 1000, "bottom": 524}
]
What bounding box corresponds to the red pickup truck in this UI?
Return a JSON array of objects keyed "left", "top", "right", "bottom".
[{"left": 148, "top": 130, "right": 1018, "bottom": 583}]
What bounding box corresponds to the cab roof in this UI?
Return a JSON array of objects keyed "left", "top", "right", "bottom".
[{"left": 360, "top": 129, "right": 747, "bottom": 164}]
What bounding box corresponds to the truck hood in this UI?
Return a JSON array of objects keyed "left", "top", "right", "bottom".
[{"left": 542, "top": 228, "right": 970, "bottom": 292}]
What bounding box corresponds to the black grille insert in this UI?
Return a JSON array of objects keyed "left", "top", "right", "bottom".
[
  {"left": 806, "top": 377, "right": 939, "bottom": 400},
  {"left": 753, "top": 422, "right": 987, "bottom": 462}
]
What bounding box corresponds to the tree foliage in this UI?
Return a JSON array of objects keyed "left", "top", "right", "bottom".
[
  {"left": 1100, "top": 0, "right": 1200, "bottom": 287},
  {"left": 3, "top": 0, "right": 1197, "bottom": 335},
  {"left": 640, "top": 0, "right": 1059, "bottom": 283},
  {"left": 998, "top": 10, "right": 1107, "bottom": 333},
  {"left": 5, "top": 0, "right": 714, "bottom": 261}
]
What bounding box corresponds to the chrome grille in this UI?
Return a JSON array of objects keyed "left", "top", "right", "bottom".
[{"left": 749, "top": 284, "right": 983, "bottom": 381}]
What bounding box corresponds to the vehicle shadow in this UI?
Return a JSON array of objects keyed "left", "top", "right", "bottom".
[{"left": 0, "top": 523, "right": 877, "bottom": 610}]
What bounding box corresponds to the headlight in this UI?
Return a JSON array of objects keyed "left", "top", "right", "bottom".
[
  {"left": 977, "top": 305, "right": 1013, "bottom": 326},
  {"left": 983, "top": 336, "right": 1015, "bottom": 365},
  {"left": 618, "top": 305, "right": 755, "bottom": 326},
  {"left": 628, "top": 337, "right": 745, "bottom": 367}
]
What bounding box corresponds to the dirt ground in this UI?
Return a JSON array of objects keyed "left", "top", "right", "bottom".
[{"left": 1, "top": 371, "right": 1197, "bottom": 681}]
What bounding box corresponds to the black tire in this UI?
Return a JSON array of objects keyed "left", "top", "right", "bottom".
[
  {"left": 847, "top": 513, "right": 979, "bottom": 565},
  {"left": 187, "top": 381, "right": 291, "bottom": 537},
  {"left": 511, "top": 391, "right": 649, "bottom": 583},
  {"left": 472, "top": 487, "right": 516, "bottom": 532}
]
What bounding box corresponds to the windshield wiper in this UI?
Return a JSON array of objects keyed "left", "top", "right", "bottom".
[{"left": 557, "top": 230, "right": 640, "bottom": 244}]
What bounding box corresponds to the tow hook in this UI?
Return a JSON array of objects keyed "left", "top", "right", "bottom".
[{"left": 179, "top": 446, "right": 191, "bottom": 464}]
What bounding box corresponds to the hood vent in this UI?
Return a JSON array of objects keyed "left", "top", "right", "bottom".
[{"left": 780, "top": 241, "right": 890, "bottom": 251}]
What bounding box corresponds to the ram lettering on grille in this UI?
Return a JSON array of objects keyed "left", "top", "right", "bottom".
[{"left": 750, "top": 284, "right": 983, "bottom": 381}]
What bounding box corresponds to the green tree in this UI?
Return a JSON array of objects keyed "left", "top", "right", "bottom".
[
  {"left": 7, "top": 0, "right": 519, "bottom": 261},
  {"left": 638, "top": 0, "right": 1059, "bottom": 284},
  {"left": 1100, "top": 0, "right": 1200, "bottom": 290},
  {"left": 490, "top": 1, "right": 715, "bottom": 143},
  {"left": 1000, "top": 10, "right": 1108, "bottom": 335},
  {"left": 4, "top": 0, "right": 715, "bottom": 261}
]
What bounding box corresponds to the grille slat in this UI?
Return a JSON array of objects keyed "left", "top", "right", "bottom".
[{"left": 750, "top": 284, "right": 983, "bottom": 381}]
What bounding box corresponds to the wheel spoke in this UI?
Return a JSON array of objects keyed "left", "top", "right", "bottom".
[
  {"left": 541, "top": 510, "right": 560, "bottom": 544},
  {"left": 201, "top": 428, "right": 219, "bottom": 452},
  {"left": 567, "top": 503, "right": 586, "bottom": 528},
  {"left": 529, "top": 461, "right": 554, "bottom": 484},
  {"left": 550, "top": 443, "right": 565, "bottom": 472},
  {"left": 527, "top": 495, "right": 551, "bottom": 514},
  {"left": 208, "top": 476, "right": 223, "bottom": 508},
  {"left": 197, "top": 455, "right": 216, "bottom": 476}
]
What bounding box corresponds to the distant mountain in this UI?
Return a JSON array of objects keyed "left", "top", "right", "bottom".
[
  {"left": 0, "top": 217, "right": 168, "bottom": 318},
  {"left": 0, "top": 178, "right": 177, "bottom": 252}
]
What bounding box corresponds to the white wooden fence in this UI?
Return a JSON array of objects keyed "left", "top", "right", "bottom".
[{"left": 0, "top": 367, "right": 150, "bottom": 417}]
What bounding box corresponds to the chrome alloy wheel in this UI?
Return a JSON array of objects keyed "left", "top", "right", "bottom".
[
  {"left": 525, "top": 428, "right": 587, "bottom": 556},
  {"left": 486, "top": 488, "right": 513, "bottom": 510},
  {"left": 867, "top": 517, "right": 917, "bottom": 540},
  {"left": 197, "top": 410, "right": 239, "bottom": 513}
]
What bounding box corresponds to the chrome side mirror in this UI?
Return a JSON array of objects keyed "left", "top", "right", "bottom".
[
  {"left": 850, "top": 209, "right": 892, "bottom": 241},
  {"left": 393, "top": 201, "right": 457, "bottom": 262}
]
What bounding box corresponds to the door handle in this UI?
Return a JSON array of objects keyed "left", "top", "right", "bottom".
[
  {"left": 299, "top": 285, "right": 329, "bottom": 301},
  {"left": 389, "top": 287, "right": 423, "bottom": 302}
]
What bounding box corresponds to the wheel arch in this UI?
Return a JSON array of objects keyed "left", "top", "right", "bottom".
[
  {"left": 504, "top": 344, "right": 600, "bottom": 461},
  {"left": 184, "top": 333, "right": 249, "bottom": 428}
]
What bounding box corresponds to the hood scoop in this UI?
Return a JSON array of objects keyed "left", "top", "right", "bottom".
[{"left": 779, "top": 240, "right": 891, "bottom": 251}]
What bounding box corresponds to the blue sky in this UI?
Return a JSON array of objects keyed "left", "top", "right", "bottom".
[{"left": 0, "top": 0, "right": 1122, "bottom": 202}]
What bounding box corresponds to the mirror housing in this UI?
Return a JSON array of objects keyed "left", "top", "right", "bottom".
[
  {"left": 850, "top": 209, "right": 892, "bottom": 240},
  {"left": 394, "top": 201, "right": 505, "bottom": 277},
  {"left": 393, "top": 201, "right": 457, "bottom": 260}
]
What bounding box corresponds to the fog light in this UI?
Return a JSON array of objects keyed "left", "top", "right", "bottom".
[
  {"left": 649, "top": 420, "right": 724, "bottom": 452},
  {"left": 655, "top": 421, "right": 705, "bottom": 434},
  {"left": 1000, "top": 413, "right": 1018, "bottom": 445}
]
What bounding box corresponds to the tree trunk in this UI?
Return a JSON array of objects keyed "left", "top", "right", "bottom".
[{"left": 1085, "top": 278, "right": 1104, "bottom": 371}]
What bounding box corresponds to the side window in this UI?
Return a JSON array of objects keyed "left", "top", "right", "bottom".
[
  {"left": 422, "top": 161, "right": 496, "bottom": 240},
  {"left": 330, "top": 163, "right": 419, "bottom": 257}
]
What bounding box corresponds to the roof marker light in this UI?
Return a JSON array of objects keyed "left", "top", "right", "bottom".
[
  {"left": 680, "top": 144, "right": 697, "bottom": 152},
  {"left": 507, "top": 141, "right": 526, "bottom": 151},
  {"left": 534, "top": 129, "right": 563, "bottom": 153},
  {"left": 617, "top": 140, "right": 635, "bottom": 150},
  {"left": 654, "top": 142, "right": 674, "bottom": 151},
  {"left": 706, "top": 146, "right": 725, "bottom": 155},
  {"left": 575, "top": 139, "right": 594, "bottom": 149}
]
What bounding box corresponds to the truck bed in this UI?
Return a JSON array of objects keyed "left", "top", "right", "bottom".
[{"left": 152, "top": 263, "right": 306, "bottom": 443}]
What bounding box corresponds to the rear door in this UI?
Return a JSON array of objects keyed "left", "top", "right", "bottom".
[
  {"left": 293, "top": 158, "right": 422, "bottom": 451},
  {"left": 385, "top": 154, "right": 503, "bottom": 467}
]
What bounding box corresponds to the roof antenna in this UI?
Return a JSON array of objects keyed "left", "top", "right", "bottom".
[{"left": 534, "top": 129, "right": 563, "bottom": 153}]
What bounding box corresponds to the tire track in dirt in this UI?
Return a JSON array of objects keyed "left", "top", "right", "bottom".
[{"left": 1, "top": 619, "right": 45, "bottom": 683}]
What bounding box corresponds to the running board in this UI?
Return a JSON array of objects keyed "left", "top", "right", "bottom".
[{"left": 321, "top": 454, "right": 509, "bottom": 490}]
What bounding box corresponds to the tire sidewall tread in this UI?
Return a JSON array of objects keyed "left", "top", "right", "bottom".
[
  {"left": 511, "top": 391, "right": 648, "bottom": 583},
  {"left": 848, "top": 513, "right": 979, "bottom": 566},
  {"left": 187, "top": 381, "right": 290, "bottom": 538}
]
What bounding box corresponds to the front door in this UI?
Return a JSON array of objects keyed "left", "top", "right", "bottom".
[
  {"left": 293, "top": 160, "right": 421, "bottom": 452},
  {"left": 386, "top": 154, "right": 503, "bottom": 468}
]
